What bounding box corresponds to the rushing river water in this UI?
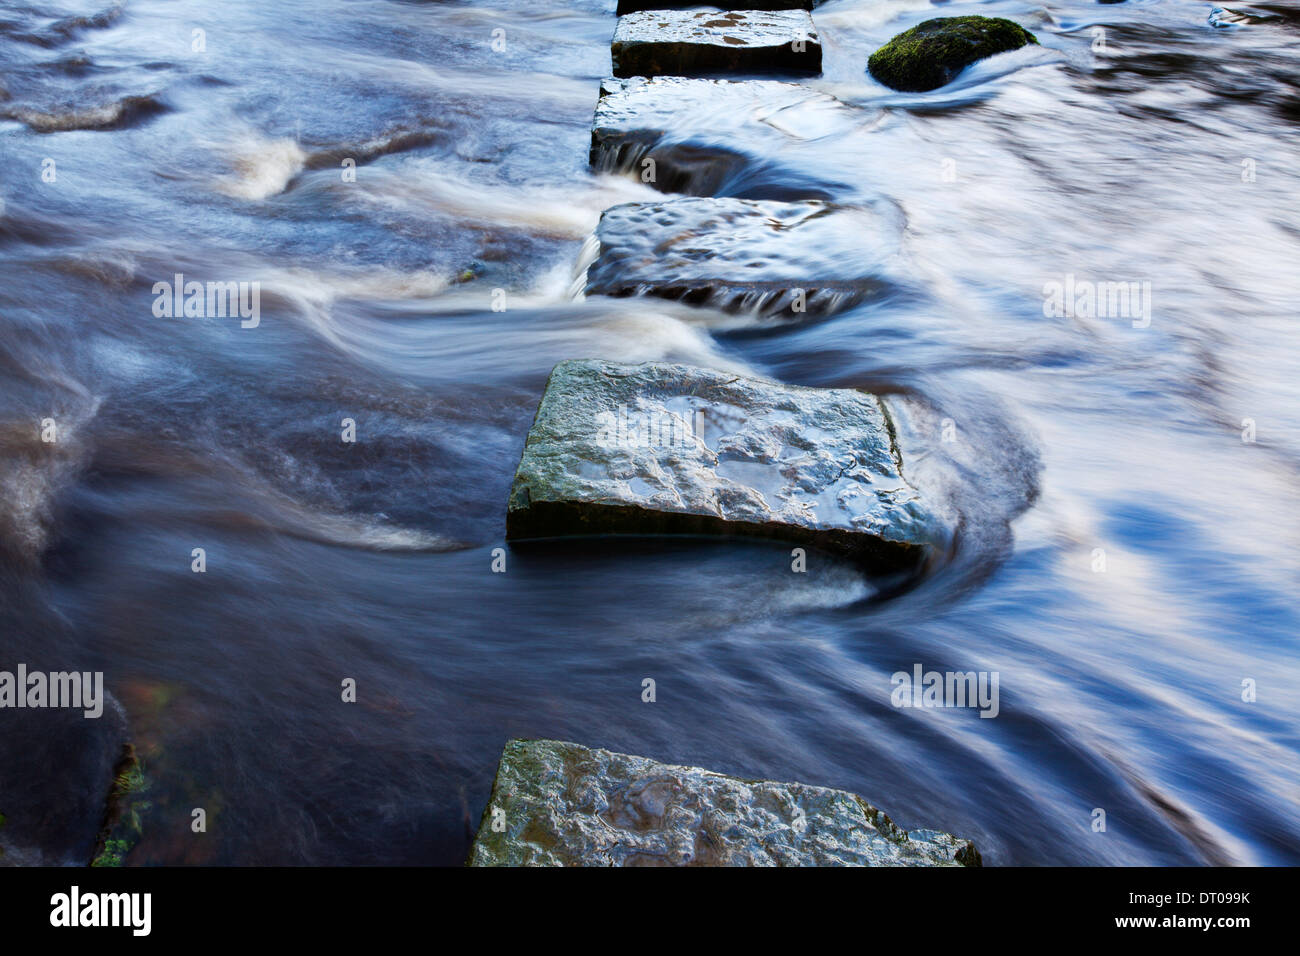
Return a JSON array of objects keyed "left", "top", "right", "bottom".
[{"left": 1, "top": 0, "right": 1298, "bottom": 866}]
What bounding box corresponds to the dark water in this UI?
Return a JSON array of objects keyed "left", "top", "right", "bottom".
[{"left": 1, "top": 0, "right": 1298, "bottom": 865}]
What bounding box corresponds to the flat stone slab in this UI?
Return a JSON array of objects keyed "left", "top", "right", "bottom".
[
  {"left": 618, "top": 0, "right": 815, "bottom": 13},
  {"left": 612, "top": 10, "right": 822, "bottom": 78},
  {"left": 591, "top": 76, "right": 860, "bottom": 195},
  {"left": 505, "top": 360, "right": 943, "bottom": 569},
  {"left": 468, "top": 739, "right": 981, "bottom": 866},
  {"left": 585, "top": 197, "right": 897, "bottom": 318}
]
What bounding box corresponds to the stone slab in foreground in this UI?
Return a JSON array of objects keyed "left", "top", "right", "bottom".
[
  {"left": 586, "top": 197, "right": 897, "bottom": 318},
  {"left": 0, "top": 690, "right": 127, "bottom": 865},
  {"left": 612, "top": 10, "right": 821, "bottom": 78},
  {"left": 468, "top": 738, "right": 981, "bottom": 866},
  {"left": 591, "top": 76, "right": 859, "bottom": 195},
  {"left": 506, "top": 360, "right": 942, "bottom": 569}
]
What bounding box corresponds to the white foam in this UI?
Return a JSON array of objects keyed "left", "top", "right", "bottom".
[
  {"left": 352, "top": 167, "right": 661, "bottom": 239},
  {"left": 215, "top": 134, "right": 307, "bottom": 201}
]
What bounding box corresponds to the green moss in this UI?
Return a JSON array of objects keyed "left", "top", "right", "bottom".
[
  {"left": 868, "top": 16, "right": 1038, "bottom": 92},
  {"left": 89, "top": 745, "right": 151, "bottom": 867},
  {"left": 112, "top": 761, "right": 149, "bottom": 799},
  {"left": 91, "top": 838, "right": 132, "bottom": 868},
  {"left": 452, "top": 261, "right": 485, "bottom": 284}
]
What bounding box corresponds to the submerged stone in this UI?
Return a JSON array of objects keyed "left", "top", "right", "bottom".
[
  {"left": 468, "top": 738, "right": 981, "bottom": 866},
  {"left": 612, "top": 10, "right": 822, "bottom": 78},
  {"left": 585, "top": 197, "right": 899, "bottom": 318},
  {"left": 867, "top": 16, "right": 1038, "bottom": 92},
  {"left": 505, "top": 360, "right": 943, "bottom": 570},
  {"left": 591, "top": 76, "right": 858, "bottom": 196}
]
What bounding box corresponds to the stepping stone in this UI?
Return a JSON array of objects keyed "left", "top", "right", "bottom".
[
  {"left": 505, "top": 360, "right": 944, "bottom": 570},
  {"left": 468, "top": 738, "right": 982, "bottom": 866},
  {"left": 585, "top": 197, "right": 898, "bottom": 318},
  {"left": 591, "top": 76, "right": 860, "bottom": 195},
  {"left": 618, "top": 0, "right": 816, "bottom": 13},
  {"left": 612, "top": 9, "right": 822, "bottom": 78}
]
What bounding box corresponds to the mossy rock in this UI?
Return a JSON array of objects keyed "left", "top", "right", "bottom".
[
  {"left": 868, "top": 16, "right": 1037, "bottom": 92},
  {"left": 468, "top": 739, "right": 982, "bottom": 866}
]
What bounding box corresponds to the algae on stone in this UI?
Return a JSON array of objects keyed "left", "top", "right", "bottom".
[
  {"left": 868, "top": 16, "right": 1037, "bottom": 92},
  {"left": 468, "top": 738, "right": 982, "bottom": 866},
  {"left": 89, "top": 744, "right": 151, "bottom": 867}
]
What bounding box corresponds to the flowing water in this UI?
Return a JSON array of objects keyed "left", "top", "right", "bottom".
[{"left": 1, "top": 0, "right": 1298, "bottom": 865}]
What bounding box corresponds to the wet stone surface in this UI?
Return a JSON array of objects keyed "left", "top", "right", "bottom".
[
  {"left": 617, "top": 0, "right": 815, "bottom": 13},
  {"left": 867, "top": 16, "right": 1038, "bottom": 92},
  {"left": 467, "top": 738, "right": 982, "bottom": 866},
  {"left": 505, "top": 360, "right": 944, "bottom": 570},
  {"left": 612, "top": 9, "right": 822, "bottom": 78},
  {"left": 585, "top": 197, "right": 900, "bottom": 318},
  {"left": 591, "top": 76, "right": 861, "bottom": 196}
]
